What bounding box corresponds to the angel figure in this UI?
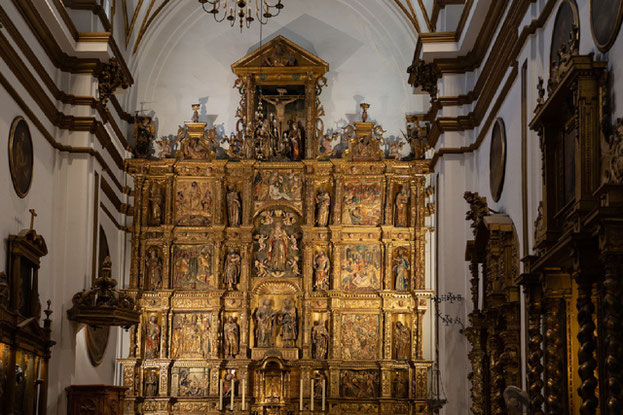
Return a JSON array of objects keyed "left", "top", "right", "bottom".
[{"left": 255, "top": 233, "right": 269, "bottom": 252}]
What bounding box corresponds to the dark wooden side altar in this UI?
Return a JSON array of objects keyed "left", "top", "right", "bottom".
[
  {"left": 120, "top": 37, "right": 432, "bottom": 415},
  {"left": 0, "top": 215, "right": 54, "bottom": 415}
]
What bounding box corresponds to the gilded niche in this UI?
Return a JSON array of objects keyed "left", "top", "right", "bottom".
[{"left": 253, "top": 207, "right": 302, "bottom": 279}]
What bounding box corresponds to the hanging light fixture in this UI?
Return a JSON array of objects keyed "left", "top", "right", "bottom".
[{"left": 198, "top": 0, "right": 284, "bottom": 31}]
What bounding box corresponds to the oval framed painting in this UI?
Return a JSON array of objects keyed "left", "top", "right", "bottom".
[
  {"left": 591, "top": 0, "right": 623, "bottom": 52},
  {"left": 489, "top": 118, "right": 507, "bottom": 203},
  {"left": 8, "top": 116, "right": 34, "bottom": 198}
]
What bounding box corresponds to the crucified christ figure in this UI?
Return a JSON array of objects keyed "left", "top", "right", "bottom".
[{"left": 261, "top": 89, "right": 301, "bottom": 126}]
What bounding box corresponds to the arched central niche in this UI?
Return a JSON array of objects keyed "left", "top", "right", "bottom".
[{"left": 250, "top": 279, "right": 302, "bottom": 360}]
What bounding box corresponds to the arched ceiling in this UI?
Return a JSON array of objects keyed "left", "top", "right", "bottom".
[{"left": 122, "top": 0, "right": 430, "bottom": 142}]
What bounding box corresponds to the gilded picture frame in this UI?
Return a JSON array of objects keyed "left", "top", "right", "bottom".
[
  {"left": 590, "top": 0, "right": 623, "bottom": 52},
  {"left": 489, "top": 118, "right": 507, "bottom": 203},
  {"left": 8, "top": 116, "right": 34, "bottom": 198}
]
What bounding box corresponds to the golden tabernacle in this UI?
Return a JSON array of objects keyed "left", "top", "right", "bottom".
[{"left": 120, "top": 37, "right": 432, "bottom": 414}]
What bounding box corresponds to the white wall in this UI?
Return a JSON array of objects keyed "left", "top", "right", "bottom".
[{"left": 126, "top": 0, "right": 426, "bottom": 143}]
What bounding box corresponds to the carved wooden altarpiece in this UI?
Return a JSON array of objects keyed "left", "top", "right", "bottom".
[{"left": 121, "top": 37, "right": 432, "bottom": 415}]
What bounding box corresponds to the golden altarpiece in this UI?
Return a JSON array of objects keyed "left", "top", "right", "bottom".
[{"left": 119, "top": 37, "right": 433, "bottom": 414}]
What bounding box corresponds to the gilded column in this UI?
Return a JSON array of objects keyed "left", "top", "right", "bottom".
[
  {"left": 602, "top": 252, "right": 623, "bottom": 413},
  {"left": 576, "top": 276, "right": 599, "bottom": 413},
  {"left": 544, "top": 298, "right": 566, "bottom": 414},
  {"left": 527, "top": 295, "right": 544, "bottom": 415}
]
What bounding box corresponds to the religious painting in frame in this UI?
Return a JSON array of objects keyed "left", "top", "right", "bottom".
[
  {"left": 591, "top": 0, "right": 623, "bottom": 52},
  {"left": 8, "top": 116, "right": 34, "bottom": 198},
  {"left": 170, "top": 312, "right": 215, "bottom": 359},
  {"left": 172, "top": 245, "right": 214, "bottom": 290},
  {"left": 489, "top": 118, "right": 507, "bottom": 202},
  {"left": 340, "top": 313, "right": 379, "bottom": 360},
  {"left": 341, "top": 178, "right": 382, "bottom": 226},
  {"left": 340, "top": 369, "right": 380, "bottom": 398},
  {"left": 252, "top": 169, "right": 303, "bottom": 210},
  {"left": 174, "top": 179, "right": 214, "bottom": 226},
  {"left": 171, "top": 366, "right": 210, "bottom": 397},
  {"left": 340, "top": 244, "right": 381, "bottom": 292}
]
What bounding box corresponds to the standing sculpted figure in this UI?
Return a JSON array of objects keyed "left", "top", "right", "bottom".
[
  {"left": 393, "top": 321, "right": 410, "bottom": 360},
  {"left": 226, "top": 187, "right": 241, "bottom": 227},
  {"left": 223, "top": 249, "right": 241, "bottom": 290},
  {"left": 277, "top": 298, "right": 298, "bottom": 347},
  {"left": 394, "top": 185, "right": 410, "bottom": 227},
  {"left": 149, "top": 182, "right": 163, "bottom": 225},
  {"left": 146, "top": 248, "right": 163, "bottom": 290},
  {"left": 312, "top": 320, "right": 329, "bottom": 359},
  {"left": 393, "top": 248, "right": 410, "bottom": 292},
  {"left": 313, "top": 250, "right": 331, "bottom": 291},
  {"left": 315, "top": 190, "right": 331, "bottom": 227},
  {"left": 145, "top": 315, "right": 161, "bottom": 359},
  {"left": 255, "top": 300, "right": 275, "bottom": 347},
  {"left": 224, "top": 316, "right": 240, "bottom": 358}
]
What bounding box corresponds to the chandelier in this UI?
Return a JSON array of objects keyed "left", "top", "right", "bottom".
[{"left": 199, "top": 0, "right": 284, "bottom": 31}]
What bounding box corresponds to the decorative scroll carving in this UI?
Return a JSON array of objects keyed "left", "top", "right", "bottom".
[
  {"left": 604, "top": 118, "right": 623, "bottom": 184},
  {"left": 407, "top": 59, "right": 442, "bottom": 100},
  {"left": 96, "top": 58, "right": 129, "bottom": 104},
  {"left": 67, "top": 257, "right": 139, "bottom": 326}
]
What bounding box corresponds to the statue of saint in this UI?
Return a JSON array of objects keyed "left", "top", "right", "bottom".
[
  {"left": 393, "top": 321, "right": 410, "bottom": 360},
  {"left": 287, "top": 120, "right": 304, "bottom": 160},
  {"left": 146, "top": 248, "right": 163, "bottom": 290},
  {"left": 393, "top": 249, "right": 410, "bottom": 291},
  {"left": 148, "top": 182, "right": 163, "bottom": 225},
  {"left": 267, "top": 221, "right": 289, "bottom": 271},
  {"left": 226, "top": 187, "right": 241, "bottom": 227},
  {"left": 315, "top": 190, "right": 331, "bottom": 227},
  {"left": 255, "top": 300, "right": 276, "bottom": 347},
  {"left": 223, "top": 249, "right": 241, "bottom": 290},
  {"left": 145, "top": 315, "right": 161, "bottom": 359},
  {"left": 312, "top": 320, "right": 329, "bottom": 359},
  {"left": 144, "top": 370, "right": 159, "bottom": 397},
  {"left": 394, "top": 185, "right": 410, "bottom": 227},
  {"left": 224, "top": 316, "right": 240, "bottom": 358},
  {"left": 313, "top": 251, "right": 331, "bottom": 292},
  {"left": 277, "top": 298, "right": 298, "bottom": 347}
]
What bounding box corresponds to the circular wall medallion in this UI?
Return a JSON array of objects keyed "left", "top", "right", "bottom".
[
  {"left": 489, "top": 118, "right": 507, "bottom": 203},
  {"left": 8, "top": 116, "right": 34, "bottom": 198},
  {"left": 591, "top": 0, "right": 623, "bottom": 52},
  {"left": 550, "top": 0, "right": 579, "bottom": 74}
]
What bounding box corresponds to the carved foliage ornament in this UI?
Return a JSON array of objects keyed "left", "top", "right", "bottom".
[
  {"left": 96, "top": 58, "right": 130, "bottom": 104},
  {"left": 604, "top": 117, "right": 623, "bottom": 184},
  {"left": 408, "top": 59, "right": 442, "bottom": 100}
]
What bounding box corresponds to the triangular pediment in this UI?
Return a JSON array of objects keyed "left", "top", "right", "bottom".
[{"left": 232, "top": 35, "right": 329, "bottom": 75}]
